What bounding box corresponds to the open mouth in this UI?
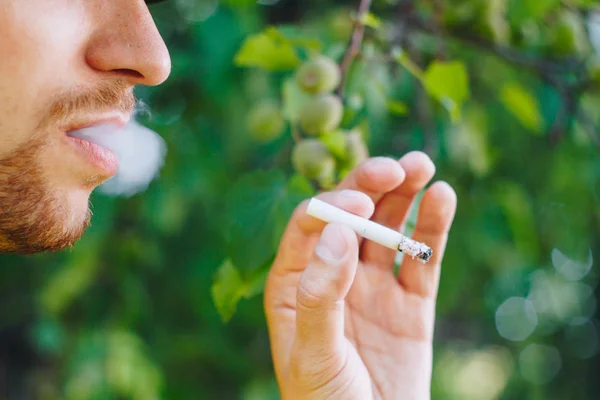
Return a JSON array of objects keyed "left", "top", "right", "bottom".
[{"left": 65, "top": 128, "right": 120, "bottom": 176}]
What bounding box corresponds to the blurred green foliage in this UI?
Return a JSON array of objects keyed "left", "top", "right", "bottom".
[{"left": 2, "top": 0, "right": 600, "bottom": 399}]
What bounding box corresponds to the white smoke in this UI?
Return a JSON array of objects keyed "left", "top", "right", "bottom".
[{"left": 67, "top": 107, "right": 167, "bottom": 197}]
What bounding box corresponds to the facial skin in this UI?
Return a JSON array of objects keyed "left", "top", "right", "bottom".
[{"left": 0, "top": 0, "right": 171, "bottom": 254}]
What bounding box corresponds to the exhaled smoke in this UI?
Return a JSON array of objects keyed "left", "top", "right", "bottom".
[{"left": 67, "top": 102, "right": 167, "bottom": 197}]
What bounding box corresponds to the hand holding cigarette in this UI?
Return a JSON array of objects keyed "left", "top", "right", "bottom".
[{"left": 264, "top": 153, "right": 457, "bottom": 400}]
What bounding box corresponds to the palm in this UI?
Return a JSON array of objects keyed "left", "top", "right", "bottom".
[{"left": 343, "top": 261, "right": 435, "bottom": 399}]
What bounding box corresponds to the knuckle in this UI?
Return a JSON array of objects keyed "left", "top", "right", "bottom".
[
  {"left": 289, "top": 349, "right": 341, "bottom": 388},
  {"left": 296, "top": 278, "right": 326, "bottom": 310}
]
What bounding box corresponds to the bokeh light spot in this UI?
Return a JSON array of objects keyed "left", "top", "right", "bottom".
[
  {"left": 551, "top": 247, "right": 593, "bottom": 282},
  {"left": 495, "top": 297, "right": 538, "bottom": 341},
  {"left": 519, "top": 344, "right": 561, "bottom": 384}
]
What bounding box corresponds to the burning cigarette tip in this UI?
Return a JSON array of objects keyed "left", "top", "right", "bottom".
[{"left": 415, "top": 247, "right": 433, "bottom": 262}]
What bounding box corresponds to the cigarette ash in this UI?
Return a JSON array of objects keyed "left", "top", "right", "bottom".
[{"left": 397, "top": 236, "right": 433, "bottom": 263}]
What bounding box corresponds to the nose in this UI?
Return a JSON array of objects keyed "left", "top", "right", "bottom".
[{"left": 85, "top": 1, "right": 172, "bottom": 86}]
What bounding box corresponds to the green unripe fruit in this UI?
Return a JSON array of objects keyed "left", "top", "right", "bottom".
[
  {"left": 299, "top": 95, "right": 344, "bottom": 135},
  {"left": 292, "top": 139, "right": 336, "bottom": 185},
  {"left": 550, "top": 10, "right": 588, "bottom": 56},
  {"left": 344, "top": 130, "right": 369, "bottom": 169},
  {"left": 247, "top": 102, "right": 286, "bottom": 143},
  {"left": 295, "top": 56, "right": 341, "bottom": 95}
]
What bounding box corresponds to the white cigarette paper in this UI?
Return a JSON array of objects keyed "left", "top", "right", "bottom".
[{"left": 307, "top": 198, "right": 433, "bottom": 262}]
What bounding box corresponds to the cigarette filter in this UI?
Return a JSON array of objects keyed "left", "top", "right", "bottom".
[{"left": 307, "top": 197, "right": 433, "bottom": 262}]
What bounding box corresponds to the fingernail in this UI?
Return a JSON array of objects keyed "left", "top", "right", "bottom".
[
  {"left": 365, "top": 157, "right": 396, "bottom": 175},
  {"left": 315, "top": 224, "right": 347, "bottom": 263},
  {"left": 340, "top": 189, "right": 364, "bottom": 198}
]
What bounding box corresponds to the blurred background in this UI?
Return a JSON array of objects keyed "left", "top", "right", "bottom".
[{"left": 1, "top": 0, "right": 600, "bottom": 398}]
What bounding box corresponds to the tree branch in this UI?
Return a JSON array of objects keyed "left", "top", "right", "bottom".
[
  {"left": 402, "top": 15, "right": 584, "bottom": 76},
  {"left": 337, "top": 0, "right": 373, "bottom": 97},
  {"left": 399, "top": 12, "right": 593, "bottom": 147}
]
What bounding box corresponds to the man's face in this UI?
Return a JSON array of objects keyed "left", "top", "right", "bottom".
[{"left": 0, "top": 0, "right": 171, "bottom": 254}]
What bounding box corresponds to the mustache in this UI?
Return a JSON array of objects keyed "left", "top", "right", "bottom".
[
  {"left": 38, "top": 78, "right": 137, "bottom": 130},
  {"left": 29, "top": 78, "right": 166, "bottom": 198}
]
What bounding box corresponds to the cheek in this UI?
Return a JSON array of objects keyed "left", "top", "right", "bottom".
[{"left": 0, "top": 1, "right": 87, "bottom": 157}]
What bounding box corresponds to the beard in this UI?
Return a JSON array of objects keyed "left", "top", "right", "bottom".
[
  {"left": 0, "top": 78, "right": 136, "bottom": 255},
  {"left": 0, "top": 135, "right": 91, "bottom": 254}
]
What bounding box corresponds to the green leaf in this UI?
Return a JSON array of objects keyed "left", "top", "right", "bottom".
[
  {"left": 225, "top": 170, "right": 314, "bottom": 274},
  {"left": 500, "top": 82, "right": 544, "bottom": 134},
  {"left": 422, "top": 60, "right": 470, "bottom": 122},
  {"left": 243, "top": 262, "right": 271, "bottom": 299},
  {"left": 387, "top": 100, "right": 409, "bottom": 116},
  {"left": 211, "top": 258, "right": 273, "bottom": 323},
  {"left": 275, "top": 25, "right": 323, "bottom": 51},
  {"left": 211, "top": 259, "right": 247, "bottom": 323},
  {"left": 360, "top": 12, "right": 383, "bottom": 29},
  {"left": 234, "top": 27, "right": 300, "bottom": 71}
]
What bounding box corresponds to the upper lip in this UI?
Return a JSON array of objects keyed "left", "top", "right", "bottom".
[{"left": 63, "top": 113, "right": 131, "bottom": 134}]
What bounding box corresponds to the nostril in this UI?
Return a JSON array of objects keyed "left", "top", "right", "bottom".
[{"left": 114, "top": 69, "right": 144, "bottom": 79}]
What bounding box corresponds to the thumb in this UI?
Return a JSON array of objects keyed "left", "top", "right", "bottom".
[{"left": 293, "top": 223, "right": 358, "bottom": 364}]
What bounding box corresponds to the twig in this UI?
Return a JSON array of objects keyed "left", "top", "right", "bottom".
[
  {"left": 337, "top": 0, "right": 373, "bottom": 97},
  {"left": 432, "top": 0, "right": 448, "bottom": 60}
]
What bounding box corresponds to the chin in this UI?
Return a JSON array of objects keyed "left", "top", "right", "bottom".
[
  {"left": 0, "top": 187, "right": 92, "bottom": 255},
  {"left": 58, "top": 187, "right": 94, "bottom": 238},
  {"left": 69, "top": 186, "right": 95, "bottom": 213}
]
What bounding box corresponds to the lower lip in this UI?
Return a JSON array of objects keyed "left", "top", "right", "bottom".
[{"left": 66, "top": 136, "right": 119, "bottom": 176}]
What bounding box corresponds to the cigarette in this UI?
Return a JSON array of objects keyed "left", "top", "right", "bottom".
[{"left": 307, "top": 197, "right": 433, "bottom": 262}]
